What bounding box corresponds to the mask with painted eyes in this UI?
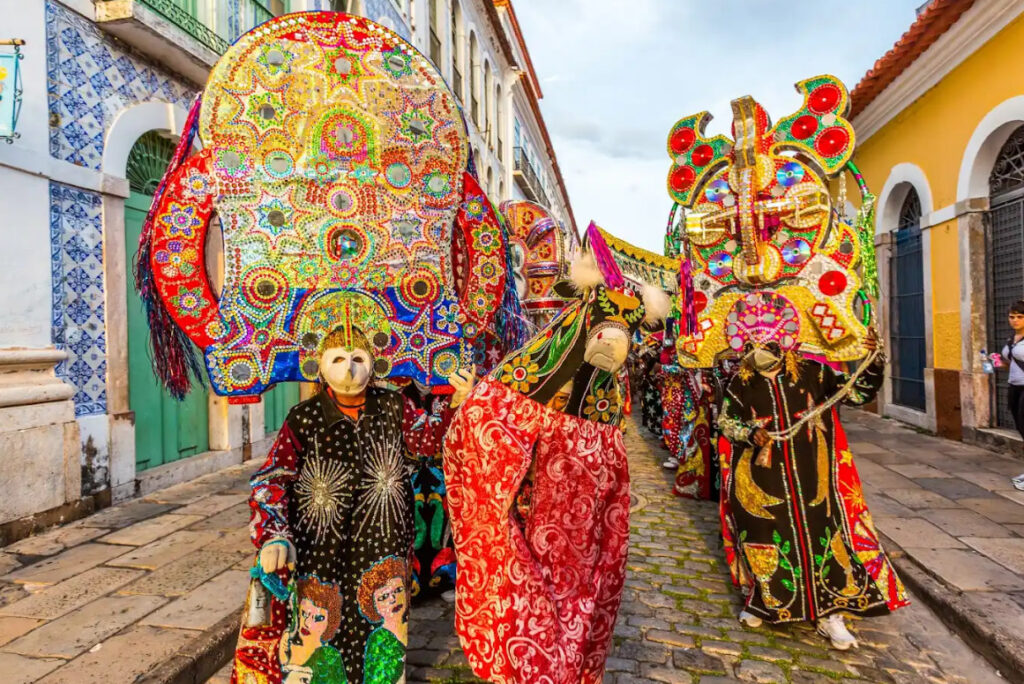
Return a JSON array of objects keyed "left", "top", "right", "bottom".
[{"left": 320, "top": 346, "right": 373, "bottom": 397}]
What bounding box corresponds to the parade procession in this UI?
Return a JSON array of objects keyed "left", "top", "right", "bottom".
[{"left": 6, "top": 1, "right": 1024, "bottom": 683}]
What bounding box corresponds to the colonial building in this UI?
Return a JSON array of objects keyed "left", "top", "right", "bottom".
[
  {"left": 0, "top": 0, "right": 572, "bottom": 538},
  {"left": 850, "top": 0, "right": 1024, "bottom": 446}
]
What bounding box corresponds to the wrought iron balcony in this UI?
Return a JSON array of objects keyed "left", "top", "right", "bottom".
[
  {"left": 94, "top": 0, "right": 276, "bottom": 84},
  {"left": 513, "top": 146, "right": 549, "bottom": 207}
]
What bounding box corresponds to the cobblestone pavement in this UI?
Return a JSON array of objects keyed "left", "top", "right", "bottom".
[
  {"left": 0, "top": 412, "right": 1008, "bottom": 683},
  {"left": 0, "top": 466, "right": 255, "bottom": 683},
  {"left": 215, "top": 417, "right": 1005, "bottom": 684}
]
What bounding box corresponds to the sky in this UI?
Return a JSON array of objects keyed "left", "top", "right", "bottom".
[{"left": 513, "top": 0, "right": 925, "bottom": 252}]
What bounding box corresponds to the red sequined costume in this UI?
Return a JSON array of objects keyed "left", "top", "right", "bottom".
[{"left": 444, "top": 379, "right": 629, "bottom": 684}]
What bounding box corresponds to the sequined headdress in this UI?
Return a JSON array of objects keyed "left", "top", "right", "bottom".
[
  {"left": 665, "top": 75, "right": 878, "bottom": 366},
  {"left": 135, "top": 12, "right": 508, "bottom": 400}
]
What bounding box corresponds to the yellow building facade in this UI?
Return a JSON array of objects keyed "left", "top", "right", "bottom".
[{"left": 850, "top": 0, "right": 1024, "bottom": 445}]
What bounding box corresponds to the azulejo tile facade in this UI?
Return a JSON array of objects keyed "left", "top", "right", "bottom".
[
  {"left": 365, "top": 0, "right": 411, "bottom": 40},
  {"left": 45, "top": 0, "right": 195, "bottom": 169},
  {"left": 50, "top": 182, "right": 107, "bottom": 417}
]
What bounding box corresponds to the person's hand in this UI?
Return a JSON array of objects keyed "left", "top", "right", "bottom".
[
  {"left": 449, "top": 365, "right": 476, "bottom": 409},
  {"left": 864, "top": 328, "right": 879, "bottom": 353},
  {"left": 259, "top": 539, "right": 293, "bottom": 574},
  {"left": 752, "top": 428, "right": 771, "bottom": 447}
]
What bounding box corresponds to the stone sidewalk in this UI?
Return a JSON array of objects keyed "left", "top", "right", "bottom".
[
  {"left": 843, "top": 409, "right": 1024, "bottom": 679},
  {"left": 0, "top": 411, "right": 1013, "bottom": 683},
  {"left": 0, "top": 465, "right": 256, "bottom": 683}
]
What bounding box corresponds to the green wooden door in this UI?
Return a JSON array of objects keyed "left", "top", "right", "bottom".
[
  {"left": 125, "top": 191, "right": 210, "bottom": 471},
  {"left": 264, "top": 382, "right": 301, "bottom": 435}
]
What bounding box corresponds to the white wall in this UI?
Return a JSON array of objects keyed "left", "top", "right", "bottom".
[{"left": 0, "top": 0, "right": 56, "bottom": 349}]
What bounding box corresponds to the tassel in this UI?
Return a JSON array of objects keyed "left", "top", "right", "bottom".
[
  {"left": 583, "top": 222, "right": 625, "bottom": 290},
  {"left": 492, "top": 202, "right": 530, "bottom": 354},
  {"left": 133, "top": 94, "right": 206, "bottom": 400},
  {"left": 680, "top": 256, "right": 696, "bottom": 336},
  {"left": 810, "top": 425, "right": 830, "bottom": 512}
]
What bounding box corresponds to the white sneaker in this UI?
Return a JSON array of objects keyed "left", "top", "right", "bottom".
[
  {"left": 441, "top": 590, "right": 456, "bottom": 604},
  {"left": 662, "top": 459, "right": 678, "bottom": 469},
  {"left": 1013, "top": 473, "right": 1024, "bottom": 490},
  {"left": 817, "top": 613, "right": 857, "bottom": 650},
  {"left": 738, "top": 610, "right": 762, "bottom": 628}
]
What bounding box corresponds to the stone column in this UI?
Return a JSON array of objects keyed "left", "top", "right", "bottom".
[
  {"left": 959, "top": 202, "right": 992, "bottom": 437},
  {"left": 0, "top": 349, "right": 81, "bottom": 527}
]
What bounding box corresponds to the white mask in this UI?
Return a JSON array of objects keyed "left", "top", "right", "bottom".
[{"left": 320, "top": 346, "right": 373, "bottom": 397}]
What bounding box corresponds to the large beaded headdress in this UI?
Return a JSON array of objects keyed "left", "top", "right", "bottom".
[
  {"left": 136, "top": 12, "right": 508, "bottom": 399},
  {"left": 666, "top": 74, "right": 877, "bottom": 366}
]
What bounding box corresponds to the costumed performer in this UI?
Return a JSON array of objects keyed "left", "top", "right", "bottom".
[
  {"left": 442, "top": 253, "right": 670, "bottom": 684},
  {"left": 402, "top": 367, "right": 475, "bottom": 603},
  {"left": 663, "top": 74, "right": 909, "bottom": 650},
  {"left": 718, "top": 328, "right": 908, "bottom": 649},
  {"left": 233, "top": 325, "right": 474, "bottom": 684}
]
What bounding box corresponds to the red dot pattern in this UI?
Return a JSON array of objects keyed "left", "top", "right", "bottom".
[
  {"left": 808, "top": 84, "right": 842, "bottom": 114},
  {"left": 819, "top": 270, "right": 847, "bottom": 296},
  {"left": 815, "top": 126, "right": 850, "bottom": 157},
  {"left": 670, "top": 127, "right": 696, "bottom": 155},
  {"left": 791, "top": 115, "right": 818, "bottom": 140}
]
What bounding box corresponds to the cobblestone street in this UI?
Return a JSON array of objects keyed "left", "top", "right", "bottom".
[
  {"left": 203, "top": 413, "right": 1008, "bottom": 684},
  {"left": 0, "top": 413, "right": 1011, "bottom": 683}
]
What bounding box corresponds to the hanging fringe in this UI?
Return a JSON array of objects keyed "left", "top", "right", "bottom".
[
  {"left": 856, "top": 192, "right": 879, "bottom": 300},
  {"left": 680, "top": 255, "right": 697, "bottom": 336},
  {"left": 493, "top": 208, "right": 530, "bottom": 353},
  {"left": 583, "top": 222, "right": 625, "bottom": 290},
  {"left": 847, "top": 161, "right": 880, "bottom": 300},
  {"left": 133, "top": 94, "right": 206, "bottom": 400}
]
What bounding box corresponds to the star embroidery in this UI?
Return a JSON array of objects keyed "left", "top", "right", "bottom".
[{"left": 794, "top": 395, "right": 826, "bottom": 440}]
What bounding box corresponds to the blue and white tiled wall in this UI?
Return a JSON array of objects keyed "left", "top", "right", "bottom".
[
  {"left": 45, "top": 0, "right": 196, "bottom": 416},
  {"left": 49, "top": 182, "right": 106, "bottom": 418},
  {"left": 45, "top": 0, "right": 194, "bottom": 169}
]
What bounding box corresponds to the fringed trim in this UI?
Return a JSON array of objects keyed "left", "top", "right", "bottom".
[
  {"left": 133, "top": 94, "right": 206, "bottom": 400},
  {"left": 583, "top": 222, "right": 625, "bottom": 290},
  {"left": 679, "top": 256, "right": 697, "bottom": 336},
  {"left": 493, "top": 210, "right": 531, "bottom": 353}
]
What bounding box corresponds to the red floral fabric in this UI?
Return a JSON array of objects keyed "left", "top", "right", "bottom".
[{"left": 443, "top": 378, "right": 630, "bottom": 684}]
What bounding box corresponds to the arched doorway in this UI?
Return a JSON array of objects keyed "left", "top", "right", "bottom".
[
  {"left": 988, "top": 125, "right": 1024, "bottom": 428},
  {"left": 124, "top": 131, "right": 210, "bottom": 471},
  {"left": 264, "top": 383, "right": 300, "bottom": 434},
  {"left": 890, "top": 189, "right": 926, "bottom": 410}
]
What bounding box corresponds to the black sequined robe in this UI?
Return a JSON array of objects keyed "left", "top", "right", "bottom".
[{"left": 717, "top": 359, "right": 907, "bottom": 623}]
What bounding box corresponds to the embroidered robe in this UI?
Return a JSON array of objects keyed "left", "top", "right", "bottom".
[{"left": 717, "top": 359, "right": 908, "bottom": 623}]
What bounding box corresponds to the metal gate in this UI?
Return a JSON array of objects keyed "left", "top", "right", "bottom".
[
  {"left": 890, "top": 193, "right": 926, "bottom": 410},
  {"left": 987, "top": 125, "right": 1024, "bottom": 429},
  {"left": 988, "top": 194, "right": 1024, "bottom": 428}
]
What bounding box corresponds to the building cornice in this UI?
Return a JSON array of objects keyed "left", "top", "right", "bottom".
[
  {"left": 853, "top": 0, "right": 1022, "bottom": 142},
  {"left": 488, "top": 0, "right": 576, "bottom": 232},
  {"left": 492, "top": 0, "right": 542, "bottom": 98}
]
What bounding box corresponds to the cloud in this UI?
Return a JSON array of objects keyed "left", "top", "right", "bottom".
[{"left": 514, "top": 0, "right": 924, "bottom": 251}]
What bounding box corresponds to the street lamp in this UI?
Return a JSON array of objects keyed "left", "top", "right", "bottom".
[{"left": 0, "top": 39, "right": 25, "bottom": 143}]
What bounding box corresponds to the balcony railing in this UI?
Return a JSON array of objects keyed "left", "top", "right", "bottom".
[
  {"left": 513, "top": 146, "right": 549, "bottom": 207},
  {"left": 96, "top": 0, "right": 282, "bottom": 82},
  {"left": 138, "top": 0, "right": 274, "bottom": 54}
]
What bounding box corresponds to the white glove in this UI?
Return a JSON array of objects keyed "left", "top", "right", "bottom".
[
  {"left": 449, "top": 364, "right": 477, "bottom": 409},
  {"left": 259, "top": 538, "right": 295, "bottom": 573}
]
